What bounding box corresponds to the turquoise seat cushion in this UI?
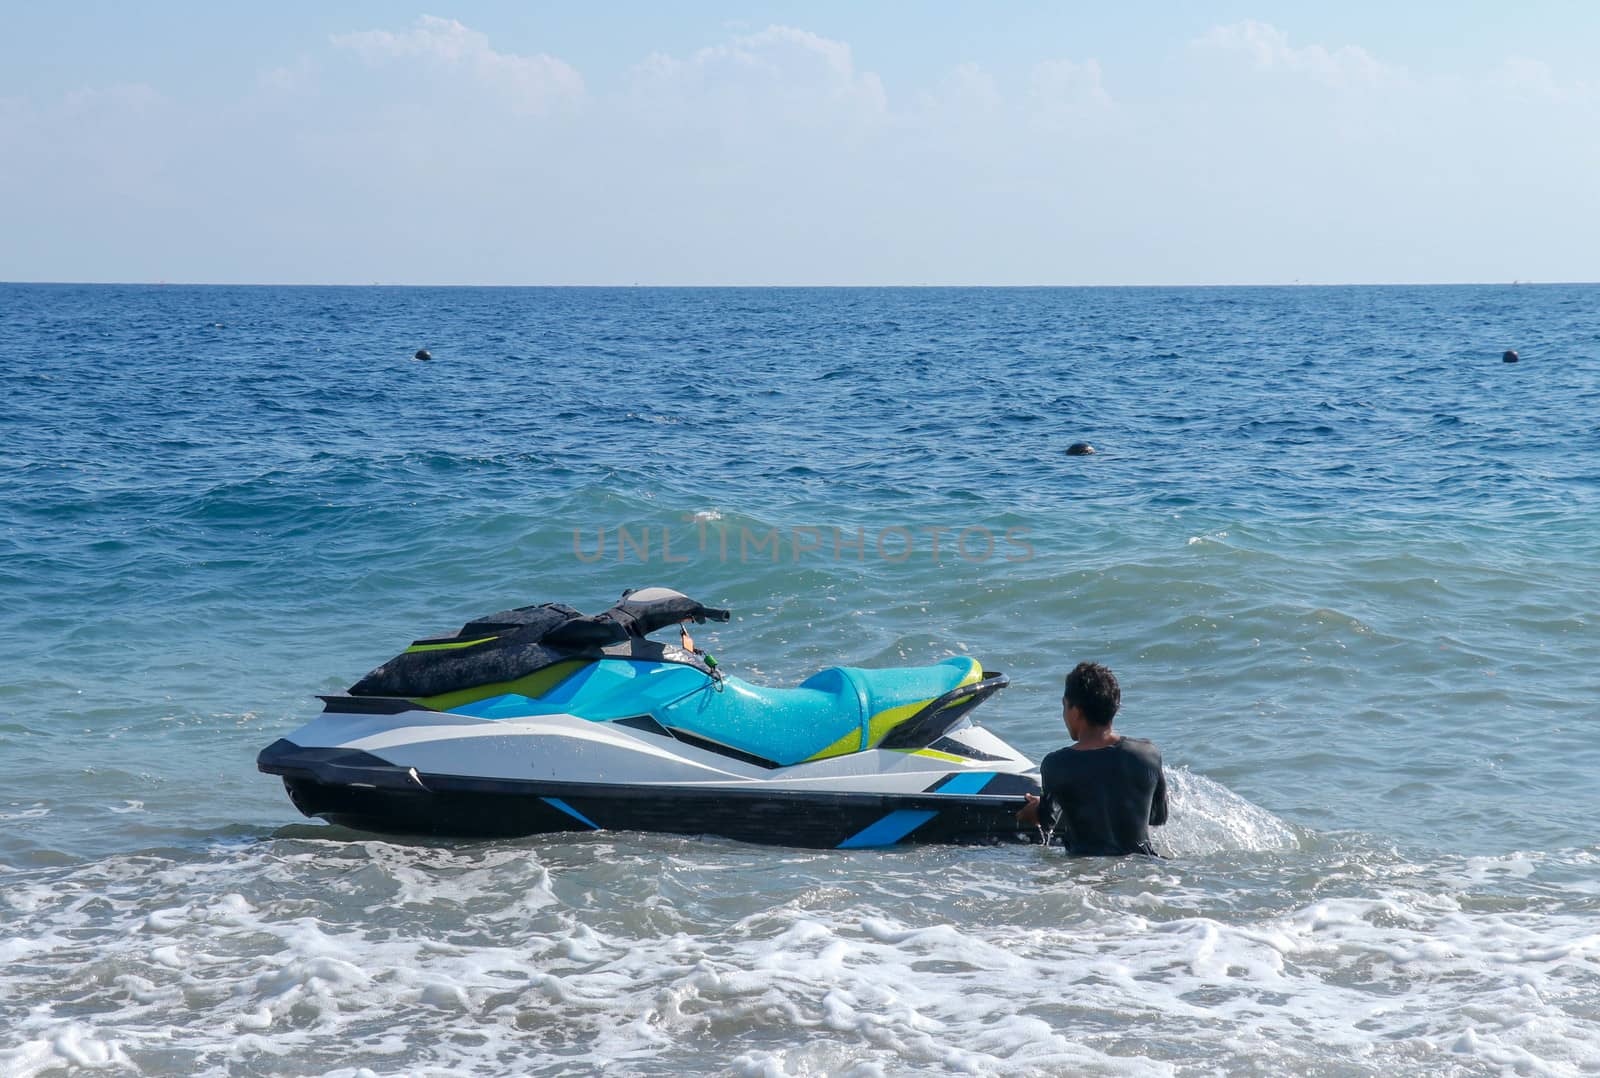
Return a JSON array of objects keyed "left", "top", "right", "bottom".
[
  {"left": 449, "top": 656, "right": 981, "bottom": 766},
  {"left": 659, "top": 657, "right": 979, "bottom": 765},
  {"left": 658, "top": 672, "right": 863, "bottom": 766},
  {"left": 843, "top": 657, "right": 978, "bottom": 719}
]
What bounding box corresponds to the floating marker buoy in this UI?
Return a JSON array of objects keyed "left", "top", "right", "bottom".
[
  {"left": 414, "top": 349, "right": 432, "bottom": 361},
  {"left": 1502, "top": 350, "right": 1518, "bottom": 363},
  {"left": 1066, "top": 442, "right": 1096, "bottom": 456}
]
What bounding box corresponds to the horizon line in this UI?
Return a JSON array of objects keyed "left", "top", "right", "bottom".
[{"left": 2, "top": 279, "right": 1592, "bottom": 289}]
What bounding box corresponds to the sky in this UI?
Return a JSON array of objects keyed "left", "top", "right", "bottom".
[{"left": 2, "top": 2, "right": 1597, "bottom": 285}]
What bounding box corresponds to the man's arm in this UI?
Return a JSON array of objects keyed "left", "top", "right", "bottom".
[
  {"left": 1016, "top": 793, "right": 1041, "bottom": 827},
  {"left": 1018, "top": 752, "right": 1059, "bottom": 829},
  {"left": 1149, "top": 764, "right": 1168, "bottom": 827}
]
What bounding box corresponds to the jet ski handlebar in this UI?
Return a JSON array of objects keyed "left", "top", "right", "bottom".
[{"left": 609, "top": 588, "right": 732, "bottom": 637}]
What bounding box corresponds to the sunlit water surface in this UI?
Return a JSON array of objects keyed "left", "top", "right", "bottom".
[{"left": 2, "top": 284, "right": 1597, "bottom": 1075}]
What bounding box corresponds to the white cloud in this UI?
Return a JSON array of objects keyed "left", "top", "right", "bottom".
[
  {"left": 939, "top": 62, "right": 1002, "bottom": 112},
  {"left": 1487, "top": 56, "right": 1582, "bottom": 102},
  {"left": 258, "top": 57, "right": 315, "bottom": 96},
  {"left": 1029, "top": 58, "right": 1112, "bottom": 128},
  {"left": 629, "top": 26, "right": 887, "bottom": 132},
  {"left": 906, "top": 61, "right": 1005, "bottom": 144},
  {"left": 331, "top": 15, "right": 583, "bottom": 113},
  {"left": 6, "top": 16, "right": 1597, "bottom": 286},
  {"left": 1193, "top": 20, "right": 1391, "bottom": 89},
  {"left": 1032, "top": 58, "right": 1109, "bottom": 107}
]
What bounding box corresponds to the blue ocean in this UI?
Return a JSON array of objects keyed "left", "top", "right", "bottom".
[{"left": 2, "top": 283, "right": 1597, "bottom": 1075}]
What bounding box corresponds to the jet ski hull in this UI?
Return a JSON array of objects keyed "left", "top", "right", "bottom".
[
  {"left": 259, "top": 714, "right": 1039, "bottom": 848},
  {"left": 271, "top": 768, "right": 1030, "bottom": 847}
]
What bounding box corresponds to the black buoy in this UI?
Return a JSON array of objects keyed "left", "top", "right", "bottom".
[
  {"left": 1066, "top": 442, "right": 1096, "bottom": 456},
  {"left": 414, "top": 348, "right": 432, "bottom": 361},
  {"left": 1502, "top": 349, "right": 1519, "bottom": 363}
]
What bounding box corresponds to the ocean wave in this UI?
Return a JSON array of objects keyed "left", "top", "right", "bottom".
[{"left": 2, "top": 837, "right": 1598, "bottom": 1076}]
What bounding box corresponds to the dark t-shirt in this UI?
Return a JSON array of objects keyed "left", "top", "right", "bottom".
[{"left": 1038, "top": 737, "right": 1167, "bottom": 856}]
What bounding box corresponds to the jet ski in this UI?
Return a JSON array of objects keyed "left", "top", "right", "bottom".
[{"left": 258, "top": 588, "right": 1040, "bottom": 848}]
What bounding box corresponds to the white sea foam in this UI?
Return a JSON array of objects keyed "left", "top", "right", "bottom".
[
  {"left": 1160, "top": 767, "right": 1301, "bottom": 856},
  {"left": 1, "top": 832, "right": 1598, "bottom": 1077}
]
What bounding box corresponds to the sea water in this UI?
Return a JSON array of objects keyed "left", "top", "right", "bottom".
[{"left": 1, "top": 283, "right": 1597, "bottom": 1075}]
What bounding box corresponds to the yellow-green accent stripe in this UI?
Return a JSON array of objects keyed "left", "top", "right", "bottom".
[
  {"left": 404, "top": 635, "right": 500, "bottom": 654},
  {"left": 864, "top": 698, "right": 932, "bottom": 749},
  {"left": 804, "top": 727, "right": 862, "bottom": 763},
  {"left": 414, "top": 659, "right": 590, "bottom": 712},
  {"left": 898, "top": 747, "right": 968, "bottom": 763}
]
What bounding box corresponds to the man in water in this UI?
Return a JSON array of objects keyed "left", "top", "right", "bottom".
[{"left": 1016, "top": 662, "right": 1168, "bottom": 855}]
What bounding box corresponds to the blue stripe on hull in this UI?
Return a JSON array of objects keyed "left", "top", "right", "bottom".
[
  {"left": 542, "top": 797, "right": 600, "bottom": 830},
  {"left": 837, "top": 809, "right": 937, "bottom": 848},
  {"left": 935, "top": 771, "right": 995, "bottom": 795}
]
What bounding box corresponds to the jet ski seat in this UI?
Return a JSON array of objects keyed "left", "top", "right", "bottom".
[
  {"left": 658, "top": 655, "right": 982, "bottom": 765},
  {"left": 441, "top": 654, "right": 985, "bottom": 768}
]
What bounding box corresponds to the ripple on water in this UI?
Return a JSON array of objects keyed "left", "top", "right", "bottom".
[{"left": 3, "top": 284, "right": 1599, "bottom": 1074}]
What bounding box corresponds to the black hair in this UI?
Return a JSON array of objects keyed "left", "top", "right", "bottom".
[{"left": 1064, "top": 661, "right": 1120, "bottom": 727}]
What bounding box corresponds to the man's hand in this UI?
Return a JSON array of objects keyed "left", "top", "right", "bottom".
[{"left": 1016, "top": 792, "right": 1040, "bottom": 827}]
